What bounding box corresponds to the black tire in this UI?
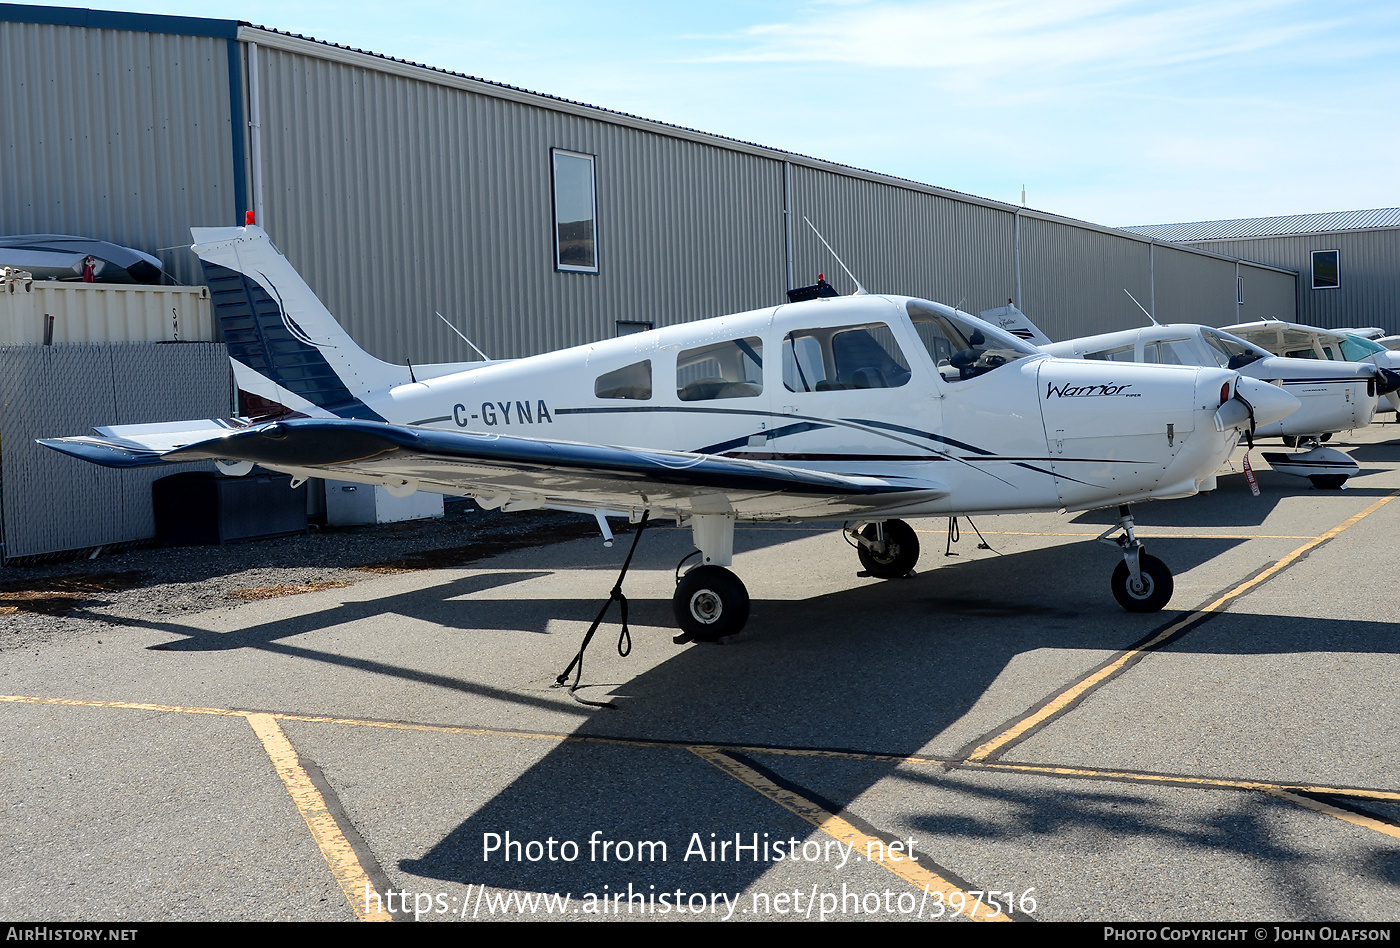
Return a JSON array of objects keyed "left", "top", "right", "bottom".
[
  {"left": 1309, "top": 474, "right": 1348, "bottom": 489},
  {"left": 1111, "top": 553, "right": 1174, "bottom": 613},
  {"left": 1281, "top": 435, "right": 1299, "bottom": 448},
  {"left": 673, "top": 566, "right": 750, "bottom": 641},
  {"left": 856, "top": 519, "right": 920, "bottom": 578}
]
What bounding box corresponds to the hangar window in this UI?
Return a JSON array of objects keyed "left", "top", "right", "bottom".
[
  {"left": 677, "top": 337, "right": 763, "bottom": 401},
  {"left": 595, "top": 360, "right": 651, "bottom": 400},
  {"left": 782, "top": 323, "right": 910, "bottom": 392},
  {"left": 553, "top": 149, "right": 598, "bottom": 273},
  {"left": 1311, "top": 250, "right": 1339, "bottom": 290}
]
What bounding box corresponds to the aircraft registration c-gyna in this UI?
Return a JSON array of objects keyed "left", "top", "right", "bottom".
[{"left": 40, "top": 223, "right": 1300, "bottom": 643}]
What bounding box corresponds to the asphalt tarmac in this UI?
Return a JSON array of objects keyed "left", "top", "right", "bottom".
[{"left": 3, "top": 427, "right": 1399, "bottom": 923}]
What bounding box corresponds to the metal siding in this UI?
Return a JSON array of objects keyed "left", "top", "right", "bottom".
[
  {"left": 0, "top": 22, "right": 237, "bottom": 287},
  {"left": 1018, "top": 217, "right": 1151, "bottom": 341},
  {"left": 786, "top": 165, "right": 1017, "bottom": 312},
  {"left": 1151, "top": 244, "right": 1237, "bottom": 327},
  {"left": 1236, "top": 264, "right": 1297, "bottom": 324},
  {"left": 1193, "top": 232, "right": 1400, "bottom": 333},
  {"left": 254, "top": 46, "right": 785, "bottom": 363}
]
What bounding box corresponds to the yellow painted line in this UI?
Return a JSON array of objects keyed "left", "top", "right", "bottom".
[
  {"left": 246, "top": 713, "right": 391, "bottom": 922},
  {"left": 0, "top": 694, "right": 248, "bottom": 716},
  {"left": 963, "top": 491, "right": 1400, "bottom": 763},
  {"left": 7, "top": 693, "right": 1400, "bottom": 845},
  {"left": 1268, "top": 790, "right": 1400, "bottom": 842},
  {"left": 690, "top": 746, "right": 1012, "bottom": 921}
]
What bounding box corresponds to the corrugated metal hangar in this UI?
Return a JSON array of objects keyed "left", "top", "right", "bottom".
[
  {"left": 1, "top": 1, "right": 1300, "bottom": 365},
  {"left": 1128, "top": 210, "right": 1400, "bottom": 335}
]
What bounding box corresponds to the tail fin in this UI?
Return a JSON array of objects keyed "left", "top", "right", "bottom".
[
  {"left": 978, "top": 301, "right": 1053, "bottom": 347},
  {"left": 191, "top": 224, "right": 397, "bottom": 420}
]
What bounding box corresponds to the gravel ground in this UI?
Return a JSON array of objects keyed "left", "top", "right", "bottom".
[{"left": 0, "top": 500, "right": 621, "bottom": 651}]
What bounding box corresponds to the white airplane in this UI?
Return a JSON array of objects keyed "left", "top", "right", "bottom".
[
  {"left": 997, "top": 307, "right": 1400, "bottom": 489},
  {"left": 1225, "top": 319, "right": 1400, "bottom": 416},
  {"left": 39, "top": 224, "right": 1299, "bottom": 639}
]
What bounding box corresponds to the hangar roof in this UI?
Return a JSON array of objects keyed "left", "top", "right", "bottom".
[{"left": 1124, "top": 208, "right": 1400, "bottom": 242}]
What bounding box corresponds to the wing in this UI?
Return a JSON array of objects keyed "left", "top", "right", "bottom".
[{"left": 40, "top": 418, "right": 948, "bottom": 522}]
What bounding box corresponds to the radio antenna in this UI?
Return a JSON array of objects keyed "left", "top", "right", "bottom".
[
  {"left": 435, "top": 311, "right": 491, "bottom": 361},
  {"left": 1124, "top": 289, "right": 1161, "bottom": 326},
  {"left": 803, "top": 217, "right": 868, "bottom": 295}
]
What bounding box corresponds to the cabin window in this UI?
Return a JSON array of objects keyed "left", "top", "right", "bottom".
[
  {"left": 782, "top": 323, "right": 910, "bottom": 392},
  {"left": 616, "top": 320, "right": 652, "bottom": 336},
  {"left": 1142, "top": 338, "right": 1195, "bottom": 365},
  {"left": 905, "top": 300, "right": 1037, "bottom": 381},
  {"left": 1084, "top": 345, "right": 1137, "bottom": 362},
  {"left": 1311, "top": 250, "right": 1339, "bottom": 290},
  {"left": 552, "top": 149, "right": 598, "bottom": 273},
  {"left": 595, "top": 360, "right": 652, "bottom": 400},
  {"left": 677, "top": 337, "right": 763, "bottom": 401}
]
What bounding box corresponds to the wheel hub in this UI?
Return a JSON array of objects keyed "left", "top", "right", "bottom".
[{"left": 689, "top": 590, "right": 722, "bottom": 624}]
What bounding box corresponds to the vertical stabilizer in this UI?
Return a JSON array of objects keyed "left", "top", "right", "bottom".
[
  {"left": 191, "top": 225, "right": 399, "bottom": 420},
  {"left": 979, "top": 302, "right": 1053, "bottom": 347}
]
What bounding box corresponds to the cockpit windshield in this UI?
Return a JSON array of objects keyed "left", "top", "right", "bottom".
[
  {"left": 1200, "top": 329, "right": 1268, "bottom": 370},
  {"left": 905, "top": 299, "right": 1039, "bottom": 381},
  {"left": 1340, "top": 335, "right": 1385, "bottom": 361}
]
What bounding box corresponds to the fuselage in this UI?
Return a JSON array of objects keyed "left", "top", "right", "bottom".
[
  {"left": 366, "top": 295, "right": 1285, "bottom": 516},
  {"left": 1043, "top": 324, "right": 1379, "bottom": 439}
]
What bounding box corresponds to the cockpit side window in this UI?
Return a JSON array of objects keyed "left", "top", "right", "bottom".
[
  {"left": 1085, "top": 345, "right": 1137, "bottom": 362},
  {"left": 905, "top": 300, "right": 1037, "bottom": 381},
  {"left": 1200, "top": 329, "right": 1266, "bottom": 369},
  {"left": 677, "top": 337, "right": 763, "bottom": 401},
  {"left": 594, "top": 360, "right": 652, "bottom": 400},
  {"left": 1143, "top": 338, "right": 1195, "bottom": 365},
  {"left": 782, "top": 323, "right": 910, "bottom": 392}
]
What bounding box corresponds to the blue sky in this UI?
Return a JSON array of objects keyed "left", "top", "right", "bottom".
[{"left": 20, "top": 0, "right": 1400, "bottom": 226}]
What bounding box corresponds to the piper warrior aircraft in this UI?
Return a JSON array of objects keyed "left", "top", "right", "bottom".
[
  {"left": 40, "top": 225, "right": 1300, "bottom": 638},
  {"left": 994, "top": 309, "right": 1400, "bottom": 490}
]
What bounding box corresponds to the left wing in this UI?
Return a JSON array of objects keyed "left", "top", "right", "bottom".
[{"left": 40, "top": 418, "right": 948, "bottom": 521}]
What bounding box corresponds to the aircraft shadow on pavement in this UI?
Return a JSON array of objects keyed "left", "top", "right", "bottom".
[{"left": 399, "top": 593, "right": 1400, "bottom": 901}]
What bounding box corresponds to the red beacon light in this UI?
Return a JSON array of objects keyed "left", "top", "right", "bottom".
[{"left": 245, "top": 210, "right": 256, "bottom": 225}]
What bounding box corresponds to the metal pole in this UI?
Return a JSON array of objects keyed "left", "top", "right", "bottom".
[
  {"left": 248, "top": 42, "right": 265, "bottom": 226},
  {"left": 783, "top": 162, "right": 795, "bottom": 291}
]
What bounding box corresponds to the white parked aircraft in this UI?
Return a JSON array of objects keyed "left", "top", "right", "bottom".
[
  {"left": 1225, "top": 319, "right": 1400, "bottom": 416},
  {"left": 40, "top": 225, "right": 1299, "bottom": 637},
  {"left": 1002, "top": 310, "right": 1400, "bottom": 489}
]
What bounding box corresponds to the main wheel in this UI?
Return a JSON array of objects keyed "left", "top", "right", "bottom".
[
  {"left": 1309, "top": 474, "right": 1348, "bottom": 489},
  {"left": 857, "top": 519, "right": 920, "bottom": 578},
  {"left": 673, "top": 566, "right": 750, "bottom": 641},
  {"left": 1110, "top": 554, "right": 1174, "bottom": 613}
]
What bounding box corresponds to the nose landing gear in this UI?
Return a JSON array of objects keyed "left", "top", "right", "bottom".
[{"left": 1099, "top": 505, "right": 1174, "bottom": 612}]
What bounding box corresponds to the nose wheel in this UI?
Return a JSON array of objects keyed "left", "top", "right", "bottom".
[
  {"left": 1099, "top": 506, "right": 1174, "bottom": 613},
  {"left": 673, "top": 565, "right": 750, "bottom": 641}
]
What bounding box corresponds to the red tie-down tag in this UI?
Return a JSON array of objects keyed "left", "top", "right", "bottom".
[{"left": 1242, "top": 451, "right": 1260, "bottom": 496}]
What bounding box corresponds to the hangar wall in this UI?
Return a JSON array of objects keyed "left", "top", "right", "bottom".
[
  {"left": 1189, "top": 230, "right": 1400, "bottom": 332},
  {"left": 0, "top": 7, "right": 1297, "bottom": 366},
  {"left": 0, "top": 15, "right": 241, "bottom": 287}
]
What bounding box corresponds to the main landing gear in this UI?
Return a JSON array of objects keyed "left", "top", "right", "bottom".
[
  {"left": 672, "top": 512, "right": 751, "bottom": 642},
  {"left": 846, "top": 519, "right": 921, "bottom": 578},
  {"left": 1099, "top": 505, "right": 1174, "bottom": 612}
]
